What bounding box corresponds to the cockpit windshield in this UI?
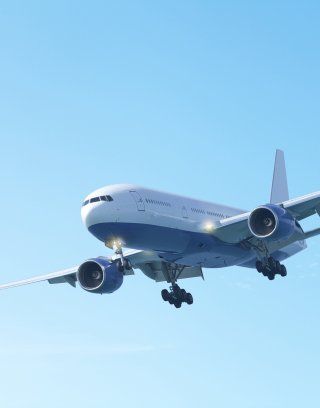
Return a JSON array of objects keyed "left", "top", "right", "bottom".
[{"left": 82, "top": 195, "right": 113, "bottom": 207}]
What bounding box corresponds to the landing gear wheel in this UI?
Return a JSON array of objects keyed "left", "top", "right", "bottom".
[
  {"left": 168, "top": 296, "right": 174, "bottom": 305},
  {"left": 257, "top": 256, "right": 288, "bottom": 280},
  {"left": 186, "top": 293, "right": 193, "bottom": 305},
  {"left": 172, "top": 284, "right": 180, "bottom": 296},
  {"left": 256, "top": 260, "right": 264, "bottom": 273},
  {"left": 275, "top": 260, "right": 281, "bottom": 275},
  {"left": 180, "top": 289, "right": 187, "bottom": 302},
  {"left": 267, "top": 272, "right": 275, "bottom": 280},
  {"left": 174, "top": 299, "right": 182, "bottom": 308},
  {"left": 268, "top": 257, "right": 276, "bottom": 270},
  {"left": 161, "top": 289, "right": 170, "bottom": 302},
  {"left": 161, "top": 283, "right": 193, "bottom": 308},
  {"left": 280, "top": 264, "right": 287, "bottom": 277}
]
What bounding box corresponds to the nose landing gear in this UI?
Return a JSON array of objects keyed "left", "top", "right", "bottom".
[
  {"left": 256, "top": 257, "right": 287, "bottom": 280},
  {"left": 111, "top": 241, "right": 132, "bottom": 273},
  {"left": 115, "top": 258, "right": 132, "bottom": 273}
]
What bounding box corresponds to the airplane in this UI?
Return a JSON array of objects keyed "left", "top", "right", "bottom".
[{"left": 1, "top": 150, "right": 320, "bottom": 308}]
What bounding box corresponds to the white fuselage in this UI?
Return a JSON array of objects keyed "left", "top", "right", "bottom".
[{"left": 80, "top": 184, "right": 303, "bottom": 269}]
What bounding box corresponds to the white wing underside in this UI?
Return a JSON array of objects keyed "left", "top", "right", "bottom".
[{"left": 0, "top": 267, "right": 78, "bottom": 290}]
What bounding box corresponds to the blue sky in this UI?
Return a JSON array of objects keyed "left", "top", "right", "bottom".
[{"left": 0, "top": 1, "right": 320, "bottom": 407}]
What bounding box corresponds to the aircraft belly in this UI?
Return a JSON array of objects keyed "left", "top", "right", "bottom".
[
  {"left": 89, "top": 222, "right": 253, "bottom": 268},
  {"left": 88, "top": 222, "right": 192, "bottom": 252},
  {"left": 174, "top": 246, "right": 254, "bottom": 268}
]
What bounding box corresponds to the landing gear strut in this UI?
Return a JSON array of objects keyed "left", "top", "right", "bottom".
[
  {"left": 112, "top": 241, "right": 132, "bottom": 273},
  {"left": 256, "top": 257, "right": 287, "bottom": 280},
  {"left": 161, "top": 263, "right": 193, "bottom": 308}
]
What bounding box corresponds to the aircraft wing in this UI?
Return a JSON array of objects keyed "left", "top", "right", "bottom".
[
  {"left": 211, "top": 212, "right": 251, "bottom": 243},
  {"left": 0, "top": 267, "right": 78, "bottom": 290},
  {"left": 0, "top": 249, "right": 203, "bottom": 291},
  {"left": 282, "top": 191, "right": 320, "bottom": 220},
  {"left": 212, "top": 191, "right": 320, "bottom": 244}
]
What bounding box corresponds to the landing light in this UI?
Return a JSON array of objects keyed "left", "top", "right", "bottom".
[
  {"left": 114, "top": 240, "right": 122, "bottom": 248},
  {"left": 203, "top": 222, "right": 215, "bottom": 233},
  {"left": 105, "top": 239, "right": 123, "bottom": 249}
]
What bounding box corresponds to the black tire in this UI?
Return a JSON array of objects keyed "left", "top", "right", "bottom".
[
  {"left": 267, "top": 272, "right": 275, "bottom": 281},
  {"left": 168, "top": 296, "right": 174, "bottom": 305},
  {"left": 275, "top": 260, "right": 281, "bottom": 274},
  {"left": 280, "top": 264, "right": 287, "bottom": 277},
  {"left": 180, "top": 289, "right": 187, "bottom": 302},
  {"left": 256, "top": 260, "right": 264, "bottom": 273},
  {"left": 161, "top": 289, "right": 170, "bottom": 302},
  {"left": 116, "top": 260, "right": 124, "bottom": 273},
  {"left": 174, "top": 299, "right": 182, "bottom": 308},
  {"left": 268, "top": 257, "right": 275, "bottom": 268},
  {"left": 186, "top": 293, "right": 193, "bottom": 305}
]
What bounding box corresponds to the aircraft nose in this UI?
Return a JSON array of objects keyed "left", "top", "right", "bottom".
[{"left": 81, "top": 201, "right": 104, "bottom": 228}]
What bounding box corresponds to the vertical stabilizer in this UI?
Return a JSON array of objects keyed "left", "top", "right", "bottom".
[{"left": 270, "top": 150, "right": 289, "bottom": 204}]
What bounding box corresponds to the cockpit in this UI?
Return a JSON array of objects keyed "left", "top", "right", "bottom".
[{"left": 82, "top": 195, "right": 114, "bottom": 207}]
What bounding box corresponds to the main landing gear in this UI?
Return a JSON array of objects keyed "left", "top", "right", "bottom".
[
  {"left": 161, "top": 263, "right": 193, "bottom": 308},
  {"left": 256, "top": 257, "right": 287, "bottom": 280},
  {"left": 161, "top": 284, "right": 193, "bottom": 308}
]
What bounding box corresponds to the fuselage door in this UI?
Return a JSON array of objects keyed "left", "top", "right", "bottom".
[
  {"left": 182, "top": 206, "right": 188, "bottom": 218},
  {"left": 130, "top": 191, "right": 145, "bottom": 211}
]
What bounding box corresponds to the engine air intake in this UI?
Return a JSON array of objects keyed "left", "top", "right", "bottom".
[
  {"left": 77, "top": 257, "right": 124, "bottom": 294},
  {"left": 248, "top": 204, "right": 298, "bottom": 242},
  {"left": 249, "top": 207, "right": 277, "bottom": 237},
  {"left": 77, "top": 261, "right": 104, "bottom": 290}
]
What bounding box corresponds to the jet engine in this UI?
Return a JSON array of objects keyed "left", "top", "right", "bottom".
[
  {"left": 77, "top": 257, "right": 123, "bottom": 294},
  {"left": 248, "top": 204, "right": 297, "bottom": 241}
]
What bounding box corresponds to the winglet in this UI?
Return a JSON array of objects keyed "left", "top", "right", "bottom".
[{"left": 270, "top": 149, "right": 289, "bottom": 204}]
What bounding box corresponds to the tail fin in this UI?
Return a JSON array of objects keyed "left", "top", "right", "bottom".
[{"left": 270, "top": 149, "right": 289, "bottom": 204}]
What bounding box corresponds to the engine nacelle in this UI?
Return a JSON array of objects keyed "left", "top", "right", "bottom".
[
  {"left": 77, "top": 257, "right": 123, "bottom": 294},
  {"left": 248, "top": 204, "right": 296, "bottom": 241}
]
